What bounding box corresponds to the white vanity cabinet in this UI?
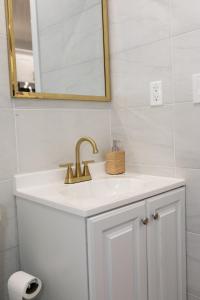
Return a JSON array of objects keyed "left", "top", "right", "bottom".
[
  {"left": 16, "top": 185, "right": 186, "bottom": 300},
  {"left": 87, "top": 201, "right": 148, "bottom": 300},
  {"left": 87, "top": 188, "right": 186, "bottom": 300}
]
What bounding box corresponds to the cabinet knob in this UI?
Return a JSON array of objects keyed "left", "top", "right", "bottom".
[
  {"left": 141, "top": 218, "right": 149, "bottom": 225},
  {"left": 152, "top": 212, "right": 159, "bottom": 220}
]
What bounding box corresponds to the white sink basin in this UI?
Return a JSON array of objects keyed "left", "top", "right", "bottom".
[
  {"left": 59, "top": 177, "right": 143, "bottom": 200},
  {"left": 14, "top": 162, "right": 185, "bottom": 217}
]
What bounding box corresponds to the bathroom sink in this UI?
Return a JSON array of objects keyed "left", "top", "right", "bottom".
[
  {"left": 59, "top": 177, "right": 143, "bottom": 200},
  {"left": 14, "top": 162, "right": 185, "bottom": 217}
]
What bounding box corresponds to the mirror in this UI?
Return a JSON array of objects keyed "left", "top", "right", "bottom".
[{"left": 5, "top": 0, "right": 111, "bottom": 101}]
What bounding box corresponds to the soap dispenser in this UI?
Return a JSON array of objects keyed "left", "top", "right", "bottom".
[{"left": 105, "top": 140, "right": 125, "bottom": 175}]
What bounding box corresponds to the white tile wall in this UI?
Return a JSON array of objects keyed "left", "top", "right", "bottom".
[
  {"left": 111, "top": 106, "right": 175, "bottom": 167},
  {"left": 174, "top": 103, "right": 200, "bottom": 168},
  {"left": 171, "top": 0, "right": 200, "bottom": 36},
  {"left": 15, "top": 108, "right": 110, "bottom": 173},
  {"left": 172, "top": 30, "right": 200, "bottom": 103},
  {"left": 0, "top": 0, "right": 111, "bottom": 299},
  {"left": 109, "top": 0, "right": 170, "bottom": 53},
  {"left": 0, "top": 248, "right": 19, "bottom": 288},
  {"left": 111, "top": 38, "right": 173, "bottom": 107},
  {"left": 128, "top": 164, "right": 176, "bottom": 178},
  {"left": 0, "top": 110, "right": 17, "bottom": 181},
  {"left": 0, "top": 181, "right": 16, "bottom": 220},
  {"left": 109, "top": 0, "right": 200, "bottom": 299}
]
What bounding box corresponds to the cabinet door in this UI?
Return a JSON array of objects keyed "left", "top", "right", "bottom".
[
  {"left": 87, "top": 202, "right": 147, "bottom": 300},
  {"left": 147, "top": 188, "right": 186, "bottom": 300}
]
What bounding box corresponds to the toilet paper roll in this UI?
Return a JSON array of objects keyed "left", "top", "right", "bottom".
[{"left": 8, "top": 271, "right": 42, "bottom": 300}]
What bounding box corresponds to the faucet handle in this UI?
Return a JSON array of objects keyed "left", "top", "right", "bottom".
[
  {"left": 59, "top": 162, "right": 73, "bottom": 168},
  {"left": 59, "top": 163, "right": 74, "bottom": 184},
  {"left": 82, "top": 160, "right": 94, "bottom": 177}
]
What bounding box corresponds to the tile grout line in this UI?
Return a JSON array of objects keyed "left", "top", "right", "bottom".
[
  {"left": 0, "top": 245, "right": 19, "bottom": 255},
  {"left": 110, "top": 26, "right": 200, "bottom": 58}
]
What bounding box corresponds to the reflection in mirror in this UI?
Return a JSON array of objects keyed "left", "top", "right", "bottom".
[{"left": 6, "top": 0, "right": 111, "bottom": 101}]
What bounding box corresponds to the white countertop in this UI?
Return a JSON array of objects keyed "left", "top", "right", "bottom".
[{"left": 14, "top": 162, "right": 185, "bottom": 217}]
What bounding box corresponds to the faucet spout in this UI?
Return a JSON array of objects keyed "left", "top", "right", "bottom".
[{"left": 75, "top": 137, "right": 99, "bottom": 177}]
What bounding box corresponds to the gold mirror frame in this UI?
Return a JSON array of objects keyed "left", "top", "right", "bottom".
[{"left": 5, "top": 0, "right": 111, "bottom": 102}]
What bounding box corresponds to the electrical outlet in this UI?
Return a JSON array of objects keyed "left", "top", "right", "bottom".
[
  {"left": 193, "top": 73, "right": 200, "bottom": 103},
  {"left": 150, "top": 81, "right": 163, "bottom": 106}
]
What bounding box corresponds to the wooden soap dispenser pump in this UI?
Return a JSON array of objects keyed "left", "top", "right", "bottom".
[{"left": 105, "top": 140, "right": 125, "bottom": 175}]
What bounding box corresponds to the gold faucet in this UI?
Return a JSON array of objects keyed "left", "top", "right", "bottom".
[{"left": 60, "top": 137, "right": 99, "bottom": 184}]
